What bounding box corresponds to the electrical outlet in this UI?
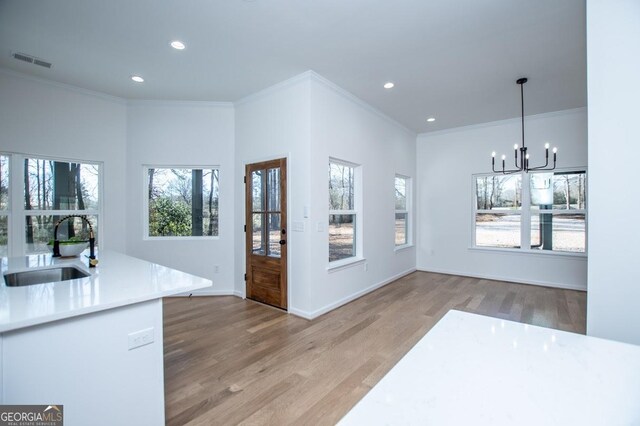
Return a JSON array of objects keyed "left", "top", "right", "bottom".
[{"left": 128, "top": 327, "right": 154, "bottom": 350}]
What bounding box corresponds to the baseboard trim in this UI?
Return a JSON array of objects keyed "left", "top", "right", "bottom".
[
  {"left": 416, "top": 267, "right": 587, "bottom": 292},
  {"left": 168, "top": 288, "right": 237, "bottom": 297},
  {"left": 289, "top": 268, "right": 417, "bottom": 320}
]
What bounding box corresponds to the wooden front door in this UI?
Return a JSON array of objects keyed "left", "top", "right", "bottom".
[{"left": 245, "top": 158, "right": 287, "bottom": 309}]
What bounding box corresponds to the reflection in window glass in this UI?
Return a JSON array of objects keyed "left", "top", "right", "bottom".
[
  {"left": 26, "top": 214, "right": 98, "bottom": 255},
  {"left": 147, "top": 168, "right": 219, "bottom": 237},
  {"left": 329, "top": 214, "right": 355, "bottom": 262},
  {"left": 531, "top": 171, "right": 586, "bottom": 209},
  {"left": 475, "top": 213, "right": 521, "bottom": 248},
  {"left": 531, "top": 212, "right": 585, "bottom": 252}
]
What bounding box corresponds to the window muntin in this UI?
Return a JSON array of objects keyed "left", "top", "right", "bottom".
[
  {"left": 395, "top": 175, "right": 411, "bottom": 246},
  {"left": 147, "top": 167, "right": 219, "bottom": 237},
  {"left": 329, "top": 160, "right": 358, "bottom": 263},
  {"left": 474, "top": 170, "right": 586, "bottom": 254}
]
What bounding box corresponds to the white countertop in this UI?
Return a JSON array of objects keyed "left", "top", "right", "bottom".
[
  {"left": 339, "top": 310, "right": 640, "bottom": 426},
  {"left": 0, "top": 250, "right": 212, "bottom": 333}
]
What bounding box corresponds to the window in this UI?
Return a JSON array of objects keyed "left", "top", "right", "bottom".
[
  {"left": 146, "top": 167, "right": 219, "bottom": 237},
  {"left": 530, "top": 171, "right": 586, "bottom": 252},
  {"left": 475, "top": 175, "right": 522, "bottom": 248},
  {"left": 0, "top": 155, "right": 9, "bottom": 257},
  {"left": 329, "top": 159, "right": 360, "bottom": 263},
  {"left": 395, "top": 175, "right": 411, "bottom": 247},
  {"left": 474, "top": 170, "right": 586, "bottom": 253},
  {"left": 23, "top": 158, "right": 101, "bottom": 254},
  {"left": 0, "top": 154, "right": 102, "bottom": 256}
]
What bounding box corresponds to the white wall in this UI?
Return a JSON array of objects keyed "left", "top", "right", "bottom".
[
  {"left": 234, "top": 72, "right": 416, "bottom": 318},
  {"left": 306, "top": 74, "right": 417, "bottom": 317},
  {"left": 416, "top": 109, "right": 588, "bottom": 290},
  {"left": 126, "top": 101, "right": 235, "bottom": 294},
  {"left": 0, "top": 70, "right": 127, "bottom": 252},
  {"left": 234, "top": 74, "right": 313, "bottom": 311},
  {"left": 586, "top": 0, "right": 640, "bottom": 345}
]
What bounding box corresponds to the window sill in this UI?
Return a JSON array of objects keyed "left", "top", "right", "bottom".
[
  {"left": 327, "top": 257, "right": 366, "bottom": 272},
  {"left": 394, "top": 244, "right": 414, "bottom": 252},
  {"left": 468, "top": 246, "right": 587, "bottom": 259}
]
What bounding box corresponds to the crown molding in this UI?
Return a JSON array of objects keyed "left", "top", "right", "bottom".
[
  {"left": 307, "top": 71, "right": 416, "bottom": 137},
  {"left": 127, "top": 99, "right": 233, "bottom": 108},
  {"left": 417, "top": 107, "right": 587, "bottom": 139},
  {"left": 0, "top": 67, "right": 127, "bottom": 105},
  {"left": 234, "top": 71, "right": 314, "bottom": 106}
]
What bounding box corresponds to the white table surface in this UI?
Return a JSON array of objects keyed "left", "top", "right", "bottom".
[
  {"left": 338, "top": 310, "right": 640, "bottom": 426},
  {"left": 0, "top": 250, "right": 211, "bottom": 332}
]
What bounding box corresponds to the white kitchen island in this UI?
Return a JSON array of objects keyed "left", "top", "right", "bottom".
[
  {"left": 0, "top": 250, "right": 211, "bottom": 426},
  {"left": 339, "top": 310, "right": 640, "bottom": 426}
]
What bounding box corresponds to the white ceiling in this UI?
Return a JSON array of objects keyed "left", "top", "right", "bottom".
[{"left": 0, "top": 0, "right": 586, "bottom": 133}]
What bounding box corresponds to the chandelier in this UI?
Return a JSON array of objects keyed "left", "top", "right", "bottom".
[{"left": 491, "top": 78, "right": 557, "bottom": 174}]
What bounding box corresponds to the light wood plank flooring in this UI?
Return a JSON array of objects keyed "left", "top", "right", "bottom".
[{"left": 164, "top": 271, "right": 586, "bottom": 425}]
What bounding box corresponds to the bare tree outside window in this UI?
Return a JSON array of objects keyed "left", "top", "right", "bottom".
[{"left": 329, "top": 161, "right": 357, "bottom": 262}]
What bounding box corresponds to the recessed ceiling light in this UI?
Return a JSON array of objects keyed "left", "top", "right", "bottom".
[
  {"left": 170, "top": 40, "right": 186, "bottom": 50},
  {"left": 427, "top": 117, "right": 436, "bottom": 122},
  {"left": 131, "top": 75, "right": 144, "bottom": 83},
  {"left": 383, "top": 82, "right": 395, "bottom": 89}
]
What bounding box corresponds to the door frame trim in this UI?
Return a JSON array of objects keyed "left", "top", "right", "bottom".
[{"left": 241, "top": 153, "right": 291, "bottom": 311}]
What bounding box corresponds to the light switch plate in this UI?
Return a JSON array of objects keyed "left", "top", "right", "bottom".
[{"left": 292, "top": 221, "right": 305, "bottom": 232}]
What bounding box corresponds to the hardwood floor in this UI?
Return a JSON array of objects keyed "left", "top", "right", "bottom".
[{"left": 163, "top": 271, "right": 586, "bottom": 425}]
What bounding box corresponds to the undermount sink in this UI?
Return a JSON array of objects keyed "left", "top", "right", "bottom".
[{"left": 3, "top": 266, "right": 90, "bottom": 287}]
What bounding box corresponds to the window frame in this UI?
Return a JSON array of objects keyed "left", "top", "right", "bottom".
[
  {"left": 471, "top": 167, "right": 587, "bottom": 256},
  {"left": 143, "top": 165, "right": 220, "bottom": 240},
  {"left": 1, "top": 152, "right": 103, "bottom": 257},
  {"left": 394, "top": 174, "right": 412, "bottom": 250},
  {"left": 328, "top": 158, "right": 363, "bottom": 269}
]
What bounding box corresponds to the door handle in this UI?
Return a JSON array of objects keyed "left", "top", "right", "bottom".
[{"left": 279, "top": 240, "right": 286, "bottom": 245}]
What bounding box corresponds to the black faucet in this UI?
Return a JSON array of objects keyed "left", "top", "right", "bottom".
[{"left": 52, "top": 214, "right": 98, "bottom": 267}]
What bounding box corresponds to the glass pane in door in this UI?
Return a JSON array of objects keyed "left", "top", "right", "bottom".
[
  {"left": 267, "top": 168, "right": 280, "bottom": 212},
  {"left": 267, "top": 213, "right": 281, "bottom": 258},
  {"left": 252, "top": 170, "right": 264, "bottom": 212},
  {"left": 252, "top": 213, "right": 265, "bottom": 255}
]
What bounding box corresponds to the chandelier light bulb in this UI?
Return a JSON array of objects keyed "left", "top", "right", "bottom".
[
  {"left": 492, "top": 151, "right": 496, "bottom": 157},
  {"left": 514, "top": 144, "right": 519, "bottom": 150},
  {"left": 501, "top": 154, "right": 506, "bottom": 160},
  {"left": 553, "top": 147, "right": 558, "bottom": 153},
  {"left": 545, "top": 142, "right": 550, "bottom": 149},
  {"left": 526, "top": 154, "right": 530, "bottom": 159}
]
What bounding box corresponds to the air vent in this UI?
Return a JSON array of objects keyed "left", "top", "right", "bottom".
[{"left": 12, "top": 52, "right": 52, "bottom": 69}]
